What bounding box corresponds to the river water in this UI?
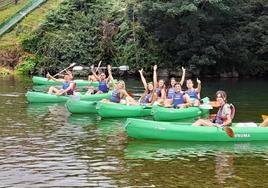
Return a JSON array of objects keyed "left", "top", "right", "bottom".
[{"left": 0, "top": 75, "right": 268, "bottom": 187}]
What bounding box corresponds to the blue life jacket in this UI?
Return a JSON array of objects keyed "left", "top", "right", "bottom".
[
  {"left": 62, "top": 81, "right": 75, "bottom": 95},
  {"left": 62, "top": 81, "right": 70, "bottom": 89},
  {"left": 173, "top": 92, "right": 184, "bottom": 108},
  {"left": 140, "top": 93, "right": 151, "bottom": 105},
  {"left": 110, "top": 90, "right": 120, "bottom": 103},
  {"left": 186, "top": 88, "right": 199, "bottom": 99},
  {"left": 167, "top": 88, "right": 175, "bottom": 99},
  {"left": 98, "top": 80, "right": 109, "bottom": 93},
  {"left": 156, "top": 88, "right": 161, "bottom": 98}
]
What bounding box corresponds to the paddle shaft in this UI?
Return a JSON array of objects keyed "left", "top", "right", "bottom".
[{"left": 53, "top": 63, "right": 76, "bottom": 77}]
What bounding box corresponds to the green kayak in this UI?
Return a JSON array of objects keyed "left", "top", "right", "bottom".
[
  {"left": 32, "top": 76, "right": 116, "bottom": 87},
  {"left": 125, "top": 118, "right": 266, "bottom": 142},
  {"left": 26, "top": 91, "right": 111, "bottom": 103},
  {"left": 96, "top": 102, "right": 152, "bottom": 118},
  {"left": 66, "top": 100, "right": 97, "bottom": 114},
  {"left": 151, "top": 106, "right": 203, "bottom": 121}
]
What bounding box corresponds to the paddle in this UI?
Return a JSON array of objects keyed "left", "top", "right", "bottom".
[
  {"left": 73, "top": 65, "right": 129, "bottom": 71},
  {"left": 53, "top": 63, "right": 76, "bottom": 77},
  {"left": 223, "top": 126, "right": 234, "bottom": 138},
  {"left": 95, "top": 61, "right": 102, "bottom": 72}
]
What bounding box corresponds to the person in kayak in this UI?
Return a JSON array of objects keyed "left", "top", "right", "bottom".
[
  {"left": 101, "top": 65, "right": 136, "bottom": 105},
  {"left": 153, "top": 65, "right": 166, "bottom": 103},
  {"left": 88, "top": 61, "right": 102, "bottom": 82},
  {"left": 185, "top": 78, "right": 201, "bottom": 106},
  {"left": 47, "top": 72, "right": 76, "bottom": 95},
  {"left": 138, "top": 68, "right": 157, "bottom": 106},
  {"left": 166, "top": 67, "right": 186, "bottom": 103},
  {"left": 171, "top": 83, "right": 191, "bottom": 108},
  {"left": 90, "top": 65, "right": 110, "bottom": 94},
  {"left": 193, "top": 90, "right": 234, "bottom": 127}
]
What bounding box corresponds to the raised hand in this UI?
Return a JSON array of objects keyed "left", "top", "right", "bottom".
[
  {"left": 197, "top": 78, "right": 201, "bottom": 84},
  {"left": 90, "top": 65, "right": 94, "bottom": 71},
  {"left": 107, "top": 64, "right": 111, "bottom": 71},
  {"left": 138, "top": 68, "right": 143, "bottom": 74},
  {"left": 182, "top": 67, "right": 186, "bottom": 72},
  {"left": 153, "top": 65, "right": 157, "bottom": 71},
  {"left": 46, "top": 72, "right": 52, "bottom": 78}
]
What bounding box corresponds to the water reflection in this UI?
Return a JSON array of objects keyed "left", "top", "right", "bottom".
[
  {"left": 125, "top": 141, "right": 268, "bottom": 160},
  {"left": 1, "top": 76, "right": 268, "bottom": 187},
  {"left": 214, "top": 152, "right": 234, "bottom": 184}
]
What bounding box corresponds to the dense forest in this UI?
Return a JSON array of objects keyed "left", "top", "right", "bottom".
[{"left": 21, "top": 0, "right": 268, "bottom": 77}]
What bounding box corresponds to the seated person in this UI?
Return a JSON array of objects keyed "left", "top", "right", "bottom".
[
  {"left": 185, "top": 78, "right": 201, "bottom": 106},
  {"left": 101, "top": 65, "right": 136, "bottom": 105},
  {"left": 193, "top": 90, "right": 234, "bottom": 127},
  {"left": 47, "top": 72, "right": 76, "bottom": 95},
  {"left": 166, "top": 67, "right": 186, "bottom": 99},
  {"left": 164, "top": 83, "right": 191, "bottom": 108},
  {"left": 138, "top": 68, "right": 157, "bottom": 106},
  {"left": 90, "top": 65, "right": 110, "bottom": 94},
  {"left": 153, "top": 65, "right": 166, "bottom": 103}
]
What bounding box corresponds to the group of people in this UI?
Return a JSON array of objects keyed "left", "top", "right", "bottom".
[{"left": 46, "top": 64, "right": 268, "bottom": 127}]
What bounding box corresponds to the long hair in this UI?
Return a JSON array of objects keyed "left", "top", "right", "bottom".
[{"left": 216, "top": 90, "right": 227, "bottom": 102}]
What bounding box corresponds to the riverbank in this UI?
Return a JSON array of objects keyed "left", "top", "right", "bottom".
[{"left": 0, "top": 0, "right": 63, "bottom": 75}]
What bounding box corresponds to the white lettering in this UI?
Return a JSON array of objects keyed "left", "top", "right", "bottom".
[{"left": 234, "top": 134, "right": 251, "bottom": 138}]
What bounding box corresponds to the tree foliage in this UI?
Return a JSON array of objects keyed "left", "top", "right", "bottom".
[
  {"left": 21, "top": 0, "right": 268, "bottom": 76},
  {"left": 136, "top": 0, "right": 268, "bottom": 76}
]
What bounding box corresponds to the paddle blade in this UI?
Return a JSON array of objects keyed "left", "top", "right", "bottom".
[
  {"left": 119, "top": 65, "right": 129, "bottom": 71},
  {"left": 73, "top": 66, "right": 84, "bottom": 71},
  {"left": 262, "top": 115, "right": 268, "bottom": 121},
  {"left": 224, "top": 127, "right": 234, "bottom": 138},
  {"left": 69, "top": 63, "right": 76, "bottom": 67},
  {"left": 201, "top": 97, "right": 210, "bottom": 104}
]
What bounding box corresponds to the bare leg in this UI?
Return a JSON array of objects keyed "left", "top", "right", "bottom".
[
  {"left": 48, "top": 86, "right": 61, "bottom": 94},
  {"left": 100, "top": 99, "right": 110, "bottom": 103},
  {"left": 260, "top": 118, "right": 268, "bottom": 127},
  {"left": 96, "top": 90, "right": 103, "bottom": 94},
  {"left": 126, "top": 96, "right": 139, "bottom": 106},
  {"left": 193, "top": 99, "right": 200, "bottom": 106},
  {"left": 192, "top": 119, "right": 215, "bottom": 126}
]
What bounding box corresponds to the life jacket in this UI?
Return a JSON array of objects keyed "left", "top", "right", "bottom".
[
  {"left": 63, "top": 81, "right": 76, "bottom": 95},
  {"left": 167, "top": 87, "right": 175, "bottom": 99},
  {"left": 156, "top": 88, "right": 161, "bottom": 98},
  {"left": 98, "top": 80, "right": 109, "bottom": 93},
  {"left": 216, "top": 104, "right": 235, "bottom": 125},
  {"left": 173, "top": 92, "right": 185, "bottom": 108},
  {"left": 110, "top": 89, "right": 121, "bottom": 103},
  {"left": 185, "top": 88, "right": 199, "bottom": 100},
  {"left": 62, "top": 81, "right": 70, "bottom": 90},
  {"left": 140, "top": 93, "right": 152, "bottom": 105}
]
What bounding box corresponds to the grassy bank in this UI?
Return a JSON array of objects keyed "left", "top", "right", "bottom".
[
  {"left": 0, "top": 0, "right": 63, "bottom": 49},
  {"left": 0, "top": 0, "right": 30, "bottom": 23}
]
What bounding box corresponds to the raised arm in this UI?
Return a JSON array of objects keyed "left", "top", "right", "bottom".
[
  {"left": 90, "top": 65, "right": 101, "bottom": 81},
  {"left": 196, "top": 78, "right": 201, "bottom": 93},
  {"left": 46, "top": 72, "right": 64, "bottom": 82},
  {"left": 153, "top": 65, "right": 158, "bottom": 89},
  {"left": 139, "top": 69, "right": 147, "bottom": 90},
  {"left": 179, "top": 67, "right": 186, "bottom": 86},
  {"left": 108, "top": 65, "right": 116, "bottom": 89}
]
